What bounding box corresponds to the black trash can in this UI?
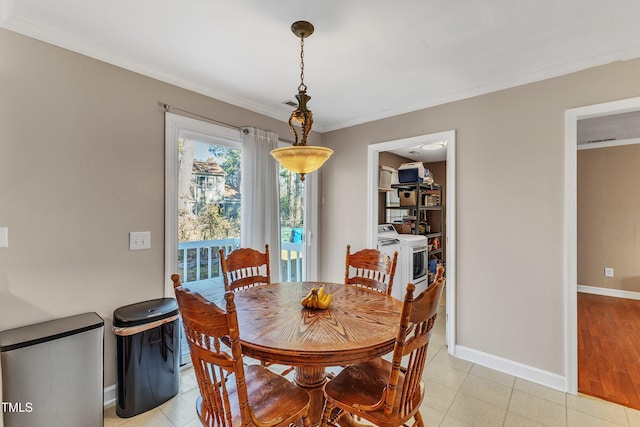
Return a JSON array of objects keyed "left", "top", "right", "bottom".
[{"left": 113, "top": 298, "right": 180, "bottom": 418}]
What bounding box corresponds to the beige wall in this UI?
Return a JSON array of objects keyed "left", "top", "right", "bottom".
[
  {"left": 320, "top": 58, "right": 640, "bottom": 376},
  {"left": 0, "top": 29, "right": 320, "bottom": 388},
  {"left": 578, "top": 144, "right": 640, "bottom": 292},
  {"left": 379, "top": 151, "right": 411, "bottom": 170}
]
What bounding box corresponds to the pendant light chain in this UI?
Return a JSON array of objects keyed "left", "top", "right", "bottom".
[{"left": 298, "top": 36, "right": 307, "bottom": 92}]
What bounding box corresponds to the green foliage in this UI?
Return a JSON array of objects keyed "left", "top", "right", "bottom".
[
  {"left": 222, "top": 149, "right": 241, "bottom": 189},
  {"left": 279, "top": 166, "right": 305, "bottom": 228},
  {"left": 207, "top": 145, "right": 241, "bottom": 188},
  {"left": 179, "top": 205, "right": 240, "bottom": 242}
]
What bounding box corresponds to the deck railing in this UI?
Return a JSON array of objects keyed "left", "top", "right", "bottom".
[
  {"left": 281, "top": 241, "right": 304, "bottom": 282},
  {"left": 178, "top": 238, "right": 304, "bottom": 285}
]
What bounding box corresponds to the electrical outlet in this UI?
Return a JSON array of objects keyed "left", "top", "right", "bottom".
[
  {"left": 604, "top": 267, "right": 614, "bottom": 278},
  {"left": 0, "top": 227, "right": 7, "bottom": 248},
  {"left": 129, "top": 231, "right": 151, "bottom": 250}
]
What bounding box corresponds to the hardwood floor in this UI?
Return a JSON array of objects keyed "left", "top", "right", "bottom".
[{"left": 578, "top": 292, "right": 640, "bottom": 410}]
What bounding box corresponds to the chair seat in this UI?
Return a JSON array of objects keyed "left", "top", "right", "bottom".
[
  {"left": 323, "top": 358, "right": 424, "bottom": 427},
  {"left": 198, "top": 364, "right": 310, "bottom": 426}
]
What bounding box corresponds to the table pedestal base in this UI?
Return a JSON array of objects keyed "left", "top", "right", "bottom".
[
  {"left": 294, "top": 366, "right": 326, "bottom": 387},
  {"left": 294, "top": 366, "right": 327, "bottom": 425},
  {"left": 294, "top": 366, "right": 365, "bottom": 427}
]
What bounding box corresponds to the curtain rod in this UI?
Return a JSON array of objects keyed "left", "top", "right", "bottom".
[
  {"left": 161, "top": 102, "right": 249, "bottom": 134},
  {"left": 161, "top": 102, "right": 295, "bottom": 145}
]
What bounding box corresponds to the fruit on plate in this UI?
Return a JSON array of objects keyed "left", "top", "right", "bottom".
[{"left": 300, "top": 286, "right": 333, "bottom": 309}]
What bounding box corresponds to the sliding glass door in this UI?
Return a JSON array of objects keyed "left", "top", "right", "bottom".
[{"left": 165, "top": 112, "right": 318, "bottom": 363}]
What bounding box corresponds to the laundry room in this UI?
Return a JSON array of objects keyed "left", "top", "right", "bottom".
[{"left": 376, "top": 141, "right": 448, "bottom": 296}]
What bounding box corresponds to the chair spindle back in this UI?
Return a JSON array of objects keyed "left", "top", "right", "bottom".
[{"left": 345, "top": 245, "right": 398, "bottom": 295}]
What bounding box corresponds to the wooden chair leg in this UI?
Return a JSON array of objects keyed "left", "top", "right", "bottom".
[
  {"left": 320, "top": 401, "right": 337, "bottom": 427},
  {"left": 320, "top": 401, "right": 346, "bottom": 427},
  {"left": 413, "top": 410, "right": 425, "bottom": 427},
  {"left": 300, "top": 412, "right": 312, "bottom": 427}
]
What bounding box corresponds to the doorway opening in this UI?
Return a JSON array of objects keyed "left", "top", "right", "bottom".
[
  {"left": 565, "top": 96, "right": 640, "bottom": 397},
  {"left": 367, "top": 130, "right": 456, "bottom": 352}
]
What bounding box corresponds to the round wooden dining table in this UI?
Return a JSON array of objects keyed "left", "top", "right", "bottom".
[{"left": 232, "top": 281, "right": 403, "bottom": 424}]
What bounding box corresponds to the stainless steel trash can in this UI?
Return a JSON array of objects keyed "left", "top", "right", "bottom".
[
  {"left": 0, "top": 312, "right": 104, "bottom": 427},
  {"left": 112, "top": 298, "right": 179, "bottom": 418}
]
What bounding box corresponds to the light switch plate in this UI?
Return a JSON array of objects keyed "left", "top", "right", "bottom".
[
  {"left": 0, "top": 227, "right": 7, "bottom": 247},
  {"left": 129, "top": 231, "right": 151, "bottom": 250}
]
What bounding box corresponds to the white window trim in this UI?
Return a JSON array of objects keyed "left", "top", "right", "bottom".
[{"left": 303, "top": 167, "right": 319, "bottom": 281}]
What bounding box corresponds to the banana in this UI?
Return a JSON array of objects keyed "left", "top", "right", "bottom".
[
  {"left": 316, "top": 293, "right": 333, "bottom": 309},
  {"left": 318, "top": 286, "right": 325, "bottom": 299},
  {"left": 301, "top": 286, "right": 333, "bottom": 309},
  {"left": 300, "top": 293, "right": 313, "bottom": 307},
  {"left": 300, "top": 287, "right": 318, "bottom": 307}
]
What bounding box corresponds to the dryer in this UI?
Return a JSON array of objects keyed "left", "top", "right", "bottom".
[{"left": 377, "top": 224, "right": 429, "bottom": 301}]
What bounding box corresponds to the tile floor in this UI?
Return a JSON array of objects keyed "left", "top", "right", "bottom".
[{"left": 104, "top": 316, "right": 640, "bottom": 427}]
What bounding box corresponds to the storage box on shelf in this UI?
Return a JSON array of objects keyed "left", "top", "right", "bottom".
[
  {"left": 398, "top": 162, "right": 435, "bottom": 184},
  {"left": 424, "top": 189, "right": 440, "bottom": 207},
  {"left": 398, "top": 162, "right": 425, "bottom": 183},
  {"left": 398, "top": 189, "right": 418, "bottom": 206},
  {"left": 378, "top": 165, "right": 395, "bottom": 190}
]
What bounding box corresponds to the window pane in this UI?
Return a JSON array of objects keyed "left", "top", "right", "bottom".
[
  {"left": 279, "top": 166, "right": 305, "bottom": 281},
  {"left": 177, "top": 138, "right": 241, "bottom": 291}
]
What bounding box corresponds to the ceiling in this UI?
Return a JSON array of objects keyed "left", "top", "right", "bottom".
[
  {"left": 2, "top": 0, "right": 640, "bottom": 136},
  {"left": 578, "top": 111, "right": 640, "bottom": 145},
  {"left": 388, "top": 141, "right": 448, "bottom": 163}
]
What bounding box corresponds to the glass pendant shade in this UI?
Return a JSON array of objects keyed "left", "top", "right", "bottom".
[{"left": 271, "top": 145, "right": 333, "bottom": 181}]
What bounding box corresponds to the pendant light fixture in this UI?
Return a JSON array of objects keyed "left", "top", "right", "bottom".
[{"left": 270, "top": 21, "right": 333, "bottom": 181}]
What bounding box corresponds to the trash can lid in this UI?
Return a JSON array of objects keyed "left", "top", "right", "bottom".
[
  {"left": 113, "top": 298, "right": 179, "bottom": 328},
  {"left": 0, "top": 312, "right": 104, "bottom": 352}
]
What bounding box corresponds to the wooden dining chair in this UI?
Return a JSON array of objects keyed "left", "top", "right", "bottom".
[
  {"left": 345, "top": 245, "right": 398, "bottom": 295},
  {"left": 219, "top": 244, "right": 271, "bottom": 292},
  {"left": 171, "top": 274, "right": 311, "bottom": 427},
  {"left": 321, "top": 266, "right": 446, "bottom": 427}
]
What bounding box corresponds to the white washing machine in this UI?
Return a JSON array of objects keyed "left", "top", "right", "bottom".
[
  {"left": 378, "top": 224, "right": 429, "bottom": 301},
  {"left": 377, "top": 237, "right": 401, "bottom": 255}
]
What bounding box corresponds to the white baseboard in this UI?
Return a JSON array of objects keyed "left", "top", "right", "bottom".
[
  {"left": 104, "top": 384, "right": 116, "bottom": 407},
  {"left": 453, "top": 345, "right": 567, "bottom": 392},
  {"left": 577, "top": 285, "right": 640, "bottom": 300}
]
